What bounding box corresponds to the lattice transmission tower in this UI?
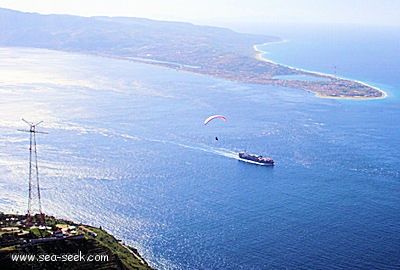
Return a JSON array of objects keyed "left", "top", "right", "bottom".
[{"left": 18, "top": 119, "right": 48, "bottom": 221}]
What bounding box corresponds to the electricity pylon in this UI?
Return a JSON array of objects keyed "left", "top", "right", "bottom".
[{"left": 18, "top": 119, "right": 47, "bottom": 220}]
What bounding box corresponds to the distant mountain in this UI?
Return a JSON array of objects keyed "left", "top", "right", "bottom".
[
  {"left": 0, "top": 8, "right": 278, "bottom": 60},
  {"left": 0, "top": 8, "right": 385, "bottom": 98}
]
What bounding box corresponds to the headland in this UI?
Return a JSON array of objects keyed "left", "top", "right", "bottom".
[
  {"left": 0, "top": 7, "right": 386, "bottom": 100},
  {"left": 253, "top": 43, "right": 387, "bottom": 99},
  {"left": 0, "top": 212, "right": 154, "bottom": 270}
]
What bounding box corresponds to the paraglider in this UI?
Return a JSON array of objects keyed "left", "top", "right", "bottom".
[
  {"left": 203, "top": 115, "right": 227, "bottom": 141},
  {"left": 203, "top": 115, "right": 227, "bottom": 125}
]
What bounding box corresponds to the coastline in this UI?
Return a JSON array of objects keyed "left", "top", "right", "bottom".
[
  {"left": 253, "top": 43, "right": 388, "bottom": 99},
  {"left": 5, "top": 46, "right": 387, "bottom": 100},
  {"left": 0, "top": 212, "right": 154, "bottom": 269}
]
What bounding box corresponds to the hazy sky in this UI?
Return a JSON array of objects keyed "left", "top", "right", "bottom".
[{"left": 0, "top": 0, "right": 399, "bottom": 26}]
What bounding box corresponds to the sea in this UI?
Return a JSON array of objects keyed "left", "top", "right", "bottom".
[{"left": 0, "top": 23, "right": 399, "bottom": 269}]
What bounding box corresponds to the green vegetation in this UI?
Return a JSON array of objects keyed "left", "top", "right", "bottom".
[
  {"left": 0, "top": 8, "right": 385, "bottom": 99},
  {"left": 29, "top": 227, "right": 52, "bottom": 238},
  {"left": 0, "top": 213, "right": 153, "bottom": 270},
  {"left": 88, "top": 226, "right": 151, "bottom": 270}
]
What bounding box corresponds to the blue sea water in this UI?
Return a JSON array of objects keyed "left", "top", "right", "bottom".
[{"left": 0, "top": 24, "right": 400, "bottom": 269}]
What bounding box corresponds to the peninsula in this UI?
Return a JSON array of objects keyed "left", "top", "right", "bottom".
[{"left": 0, "top": 8, "right": 385, "bottom": 99}]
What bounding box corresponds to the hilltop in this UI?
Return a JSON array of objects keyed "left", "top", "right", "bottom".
[
  {"left": 0, "top": 8, "right": 384, "bottom": 98},
  {"left": 0, "top": 213, "right": 153, "bottom": 270},
  {"left": 0, "top": 8, "right": 273, "bottom": 57}
]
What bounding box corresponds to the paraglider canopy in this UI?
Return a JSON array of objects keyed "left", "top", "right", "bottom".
[{"left": 203, "top": 115, "right": 227, "bottom": 125}]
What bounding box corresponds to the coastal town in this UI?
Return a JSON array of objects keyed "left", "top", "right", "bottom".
[
  {"left": 0, "top": 213, "right": 88, "bottom": 248},
  {"left": 128, "top": 46, "right": 385, "bottom": 99},
  {"left": 0, "top": 8, "right": 386, "bottom": 100}
]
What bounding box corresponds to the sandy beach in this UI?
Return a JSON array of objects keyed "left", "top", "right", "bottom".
[{"left": 253, "top": 43, "right": 387, "bottom": 99}]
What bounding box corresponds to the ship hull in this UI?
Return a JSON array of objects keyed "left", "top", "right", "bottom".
[
  {"left": 238, "top": 152, "right": 274, "bottom": 166},
  {"left": 237, "top": 157, "right": 274, "bottom": 166}
]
